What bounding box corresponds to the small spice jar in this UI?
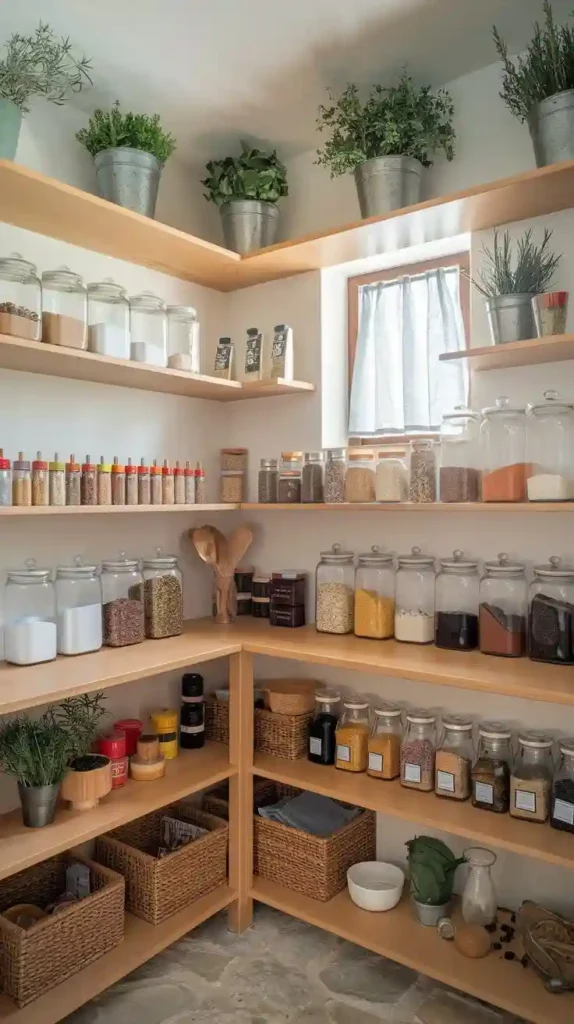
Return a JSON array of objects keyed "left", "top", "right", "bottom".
[
  {"left": 510, "top": 730, "right": 554, "bottom": 824},
  {"left": 87, "top": 278, "right": 129, "bottom": 358},
  {"left": 42, "top": 266, "right": 87, "bottom": 349},
  {"left": 308, "top": 689, "right": 341, "bottom": 766},
  {"left": 113, "top": 719, "right": 143, "bottom": 757},
  {"left": 394, "top": 547, "right": 435, "bottom": 643},
  {"left": 435, "top": 550, "right": 480, "bottom": 651},
  {"left": 316, "top": 543, "right": 354, "bottom": 634},
  {"left": 354, "top": 545, "right": 395, "bottom": 640},
  {"left": 435, "top": 714, "right": 473, "bottom": 800},
  {"left": 123, "top": 458, "right": 137, "bottom": 505},
  {"left": 0, "top": 449, "right": 11, "bottom": 507},
  {"left": 375, "top": 450, "right": 408, "bottom": 503},
  {"left": 471, "top": 721, "right": 512, "bottom": 814},
  {"left": 335, "top": 698, "right": 370, "bottom": 772},
  {"left": 142, "top": 548, "right": 183, "bottom": 639},
  {"left": 258, "top": 458, "right": 278, "bottom": 504},
  {"left": 151, "top": 460, "right": 162, "bottom": 505},
  {"left": 184, "top": 461, "right": 195, "bottom": 503},
  {"left": 97, "top": 457, "right": 112, "bottom": 505},
  {"left": 162, "top": 460, "right": 175, "bottom": 505},
  {"left": 409, "top": 439, "right": 437, "bottom": 503},
  {"left": 235, "top": 567, "right": 253, "bottom": 616},
  {"left": 81, "top": 455, "right": 97, "bottom": 506},
  {"left": 129, "top": 291, "right": 167, "bottom": 366},
  {"left": 400, "top": 709, "right": 436, "bottom": 791},
  {"left": 98, "top": 732, "right": 128, "bottom": 789},
  {"left": 49, "top": 453, "right": 65, "bottom": 507},
  {"left": 4, "top": 559, "right": 57, "bottom": 665},
  {"left": 32, "top": 451, "right": 48, "bottom": 506},
  {"left": 195, "top": 462, "right": 206, "bottom": 503},
  {"left": 167, "top": 304, "right": 200, "bottom": 372},
  {"left": 180, "top": 673, "right": 205, "bottom": 750},
  {"left": 345, "top": 451, "right": 375, "bottom": 503},
  {"left": 551, "top": 737, "right": 574, "bottom": 833},
  {"left": 12, "top": 452, "right": 31, "bottom": 507},
  {"left": 278, "top": 452, "right": 302, "bottom": 503},
  {"left": 112, "top": 457, "right": 125, "bottom": 505},
  {"left": 138, "top": 458, "right": 151, "bottom": 505},
  {"left": 55, "top": 556, "right": 102, "bottom": 656},
  {"left": 0, "top": 253, "right": 41, "bottom": 340},
  {"left": 324, "top": 448, "right": 346, "bottom": 503},
  {"left": 150, "top": 708, "right": 179, "bottom": 759},
  {"left": 174, "top": 462, "right": 185, "bottom": 505},
  {"left": 252, "top": 575, "right": 271, "bottom": 618},
  {"left": 101, "top": 553, "right": 144, "bottom": 648},
  {"left": 479, "top": 553, "right": 527, "bottom": 658},
  {"left": 65, "top": 454, "right": 81, "bottom": 506},
  {"left": 529, "top": 556, "right": 574, "bottom": 665},
  {"left": 302, "top": 451, "right": 324, "bottom": 503},
  {"left": 367, "top": 703, "right": 402, "bottom": 780}
]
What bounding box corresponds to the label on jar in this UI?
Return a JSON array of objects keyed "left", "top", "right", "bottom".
[
  {"left": 437, "top": 770, "right": 455, "bottom": 792},
  {"left": 474, "top": 781, "right": 494, "bottom": 804},
  {"left": 515, "top": 789, "right": 536, "bottom": 813},
  {"left": 368, "top": 752, "right": 383, "bottom": 772},
  {"left": 181, "top": 724, "right": 205, "bottom": 734},
  {"left": 337, "top": 743, "right": 351, "bottom": 763},
  {"left": 214, "top": 339, "right": 233, "bottom": 376},
  {"left": 553, "top": 798, "right": 574, "bottom": 825},
  {"left": 404, "top": 762, "right": 421, "bottom": 783},
  {"left": 309, "top": 737, "right": 322, "bottom": 756}
]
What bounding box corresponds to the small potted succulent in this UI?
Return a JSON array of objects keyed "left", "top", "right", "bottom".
[
  {"left": 406, "top": 835, "right": 464, "bottom": 926},
  {"left": 54, "top": 692, "right": 112, "bottom": 812},
  {"left": 0, "top": 22, "right": 92, "bottom": 160},
  {"left": 0, "top": 714, "right": 70, "bottom": 827},
  {"left": 202, "top": 142, "right": 288, "bottom": 254},
  {"left": 76, "top": 101, "right": 177, "bottom": 219},
  {"left": 316, "top": 70, "right": 455, "bottom": 218},
  {"left": 494, "top": 1, "right": 574, "bottom": 167}
]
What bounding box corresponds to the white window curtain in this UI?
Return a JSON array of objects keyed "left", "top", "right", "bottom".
[{"left": 348, "top": 267, "right": 468, "bottom": 436}]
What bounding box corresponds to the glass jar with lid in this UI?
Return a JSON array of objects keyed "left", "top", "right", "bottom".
[
  {"left": 55, "top": 556, "right": 102, "bottom": 656},
  {"left": 526, "top": 390, "right": 574, "bottom": 501},
  {"left": 435, "top": 714, "right": 474, "bottom": 800},
  {"left": 4, "top": 559, "right": 57, "bottom": 665},
  {"left": 409, "top": 439, "right": 437, "bottom": 502},
  {"left": 87, "top": 278, "right": 129, "bottom": 359},
  {"left": 479, "top": 553, "right": 527, "bottom": 657},
  {"left": 529, "top": 556, "right": 574, "bottom": 664},
  {"left": 480, "top": 396, "right": 527, "bottom": 502},
  {"left": 142, "top": 547, "right": 183, "bottom": 639},
  {"left": 258, "top": 458, "right": 278, "bottom": 503},
  {"left": 471, "top": 721, "right": 512, "bottom": 813},
  {"left": 301, "top": 451, "right": 324, "bottom": 503},
  {"left": 354, "top": 545, "right": 395, "bottom": 639},
  {"left": 129, "top": 291, "right": 167, "bottom": 367},
  {"left": 278, "top": 452, "right": 302, "bottom": 503},
  {"left": 42, "top": 266, "right": 87, "bottom": 349},
  {"left": 368, "top": 703, "right": 402, "bottom": 780},
  {"left": 335, "top": 698, "right": 370, "bottom": 772},
  {"left": 400, "top": 709, "right": 437, "bottom": 791},
  {"left": 439, "top": 407, "right": 480, "bottom": 502},
  {"left": 345, "top": 451, "right": 375, "bottom": 502},
  {"left": 375, "top": 450, "right": 408, "bottom": 503},
  {"left": 394, "top": 547, "right": 435, "bottom": 643},
  {"left": 551, "top": 737, "right": 574, "bottom": 833},
  {"left": 167, "top": 305, "right": 200, "bottom": 372},
  {"left": 101, "top": 552, "right": 144, "bottom": 647},
  {"left": 435, "top": 549, "right": 479, "bottom": 651},
  {"left": 0, "top": 253, "right": 41, "bottom": 340},
  {"left": 308, "top": 689, "right": 341, "bottom": 766},
  {"left": 324, "top": 448, "right": 346, "bottom": 503},
  {"left": 510, "top": 730, "right": 554, "bottom": 824},
  {"left": 315, "top": 543, "right": 354, "bottom": 634}
]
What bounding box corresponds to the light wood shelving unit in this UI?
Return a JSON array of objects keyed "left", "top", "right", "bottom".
[
  {"left": 439, "top": 333, "right": 574, "bottom": 371},
  {"left": 240, "top": 501, "right": 574, "bottom": 512},
  {"left": 0, "top": 503, "right": 237, "bottom": 517}
]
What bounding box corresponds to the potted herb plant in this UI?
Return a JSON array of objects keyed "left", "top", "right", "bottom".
[
  {"left": 316, "top": 70, "right": 455, "bottom": 219},
  {"left": 467, "top": 228, "right": 561, "bottom": 344},
  {"left": 0, "top": 714, "right": 71, "bottom": 827},
  {"left": 202, "top": 143, "right": 288, "bottom": 254},
  {"left": 54, "top": 692, "right": 112, "bottom": 812},
  {"left": 76, "top": 101, "right": 177, "bottom": 218},
  {"left": 406, "top": 835, "right": 464, "bottom": 926},
  {"left": 494, "top": 1, "right": 574, "bottom": 167},
  {"left": 0, "top": 22, "right": 92, "bottom": 160}
]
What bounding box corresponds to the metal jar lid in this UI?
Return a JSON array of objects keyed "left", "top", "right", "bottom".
[
  {"left": 357, "top": 545, "right": 394, "bottom": 566},
  {"left": 559, "top": 737, "right": 574, "bottom": 756},
  {"left": 319, "top": 542, "right": 354, "bottom": 563},
  {"left": 343, "top": 698, "right": 369, "bottom": 710},
  {"left": 316, "top": 689, "right": 341, "bottom": 703},
  {"left": 533, "top": 555, "right": 574, "bottom": 579},
  {"left": 56, "top": 555, "right": 98, "bottom": 578},
  {"left": 325, "top": 448, "right": 346, "bottom": 460},
  {"left": 304, "top": 451, "right": 324, "bottom": 463},
  {"left": 483, "top": 552, "right": 526, "bottom": 576},
  {"left": 397, "top": 546, "right": 435, "bottom": 568},
  {"left": 406, "top": 708, "right": 436, "bottom": 725},
  {"left": 439, "top": 549, "right": 479, "bottom": 571},
  {"left": 374, "top": 702, "right": 402, "bottom": 718}
]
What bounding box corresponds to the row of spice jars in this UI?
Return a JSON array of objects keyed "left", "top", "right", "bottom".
[
  {"left": 257, "top": 449, "right": 411, "bottom": 504},
  {"left": 3, "top": 550, "right": 184, "bottom": 666},
  {"left": 0, "top": 253, "right": 200, "bottom": 371}
]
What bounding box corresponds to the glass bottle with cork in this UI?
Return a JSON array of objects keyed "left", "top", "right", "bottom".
[
  {"left": 81, "top": 455, "right": 97, "bottom": 506},
  {"left": 97, "top": 456, "right": 112, "bottom": 505},
  {"left": 368, "top": 703, "right": 402, "bottom": 780},
  {"left": 180, "top": 673, "right": 205, "bottom": 749},
  {"left": 65, "top": 454, "right": 81, "bottom": 506},
  {"left": 125, "top": 458, "right": 137, "bottom": 505},
  {"left": 111, "top": 456, "right": 125, "bottom": 505},
  {"left": 32, "top": 451, "right": 48, "bottom": 506},
  {"left": 308, "top": 689, "right": 341, "bottom": 766},
  {"left": 49, "top": 453, "right": 65, "bottom": 506},
  {"left": 138, "top": 458, "right": 151, "bottom": 505},
  {"left": 335, "top": 698, "right": 370, "bottom": 772}
]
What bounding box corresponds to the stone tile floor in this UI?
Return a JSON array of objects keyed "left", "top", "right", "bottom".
[{"left": 65, "top": 905, "right": 527, "bottom": 1024}]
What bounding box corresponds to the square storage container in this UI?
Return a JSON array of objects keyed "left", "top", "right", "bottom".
[{"left": 205, "top": 695, "right": 312, "bottom": 760}]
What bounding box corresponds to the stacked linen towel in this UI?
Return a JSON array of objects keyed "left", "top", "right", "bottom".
[{"left": 258, "top": 791, "right": 359, "bottom": 837}]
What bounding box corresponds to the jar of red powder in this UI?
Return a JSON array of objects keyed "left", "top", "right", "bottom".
[
  {"left": 113, "top": 718, "right": 143, "bottom": 756},
  {"left": 98, "top": 731, "right": 128, "bottom": 788}
]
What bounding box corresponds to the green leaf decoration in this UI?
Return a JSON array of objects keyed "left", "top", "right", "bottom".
[
  {"left": 201, "top": 145, "right": 288, "bottom": 206},
  {"left": 76, "top": 101, "right": 176, "bottom": 163}
]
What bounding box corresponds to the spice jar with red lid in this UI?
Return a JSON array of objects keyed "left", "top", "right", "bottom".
[
  {"left": 174, "top": 461, "right": 185, "bottom": 505},
  {"left": 125, "top": 458, "right": 138, "bottom": 505},
  {"left": 0, "top": 449, "right": 11, "bottom": 507},
  {"left": 98, "top": 731, "right": 128, "bottom": 788},
  {"left": 113, "top": 718, "right": 143, "bottom": 756},
  {"left": 32, "top": 451, "right": 49, "bottom": 506}
]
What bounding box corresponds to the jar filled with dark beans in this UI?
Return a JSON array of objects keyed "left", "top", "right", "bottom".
[
  {"left": 101, "top": 553, "right": 145, "bottom": 647},
  {"left": 258, "top": 458, "right": 278, "bottom": 503},
  {"left": 471, "top": 722, "right": 512, "bottom": 813},
  {"left": 302, "top": 451, "right": 324, "bottom": 503},
  {"left": 278, "top": 451, "right": 302, "bottom": 503},
  {"left": 528, "top": 556, "right": 574, "bottom": 664},
  {"left": 435, "top": 550, "right": 479, "bottom": 651},
  {"left": 551, "top": 737, "right": 574, "bottom": 832}
]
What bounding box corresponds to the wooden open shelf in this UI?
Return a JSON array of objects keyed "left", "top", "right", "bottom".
[
  {"left": 0, "top": 884, "right": 235, "bottom": 1023},
  {"left": 241, "top": 501, "right": 574, "bottom": 512},
  {"left": 232, "top": 378, "right": 315, "bottom": 399},
  {"left": 252, "top": 878, "right": 573, "bottom": 1024},
  {"left": 440, "top": 333, "right": 574, "bottom": 371},
  {"left": 0, "top": 503, "right": 237, "bottom": 517}
]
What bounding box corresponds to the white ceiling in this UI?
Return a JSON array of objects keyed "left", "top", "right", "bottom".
[{"left": 2, "top": 0, "right": 573, "bottom": 165}]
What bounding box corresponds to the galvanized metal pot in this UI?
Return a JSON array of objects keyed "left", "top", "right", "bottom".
[
  {"left": 220, "top": 200, "right": 280, "bottom": 254},
  {"left": 486, "top": 293, "right": 537, "bottom": 345},
  {"left": 528, "top": 90, "right": 574, "bottom": 167},
  {"left": 0, "top": 98, "right": 22, "bottom": 160},
  {"left": 412, "top": 897, "right": 450, "bottom": 927},
  {"left": 94, "top": 147, "right": 162, "bottom": 218},
  {"left": 18, "top": 781, "right": 60, "bottom": 828},
  {"left": 354, "top": 155, "right": 423, "bottom": 218}
]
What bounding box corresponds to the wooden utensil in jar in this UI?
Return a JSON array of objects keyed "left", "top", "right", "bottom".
[{"left": 190, "top": 524, "right": 253, "bottom": 624}]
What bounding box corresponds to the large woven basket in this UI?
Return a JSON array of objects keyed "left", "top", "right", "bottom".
[
  {"left": 96, "top": 804, "right": 228, "bottom": 925},
  {"left": 0, "top": 852, "right": 124, "bottom": 1007},
  {"left": 205, "top": 695, "right": 311, "bottom": 760}
]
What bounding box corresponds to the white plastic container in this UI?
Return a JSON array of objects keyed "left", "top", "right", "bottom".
[{"left": 347, "top": 862, "right": 405, "bottom": 911}]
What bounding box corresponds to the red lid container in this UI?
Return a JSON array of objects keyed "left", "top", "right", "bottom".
[
  {"left": 113, "top": 718, "right": 143, "bottom": 755},
  {"left": 0, "top": 448, "right": 10, "bottom": 471},
  {"left": 98, "top": 730, "right": 127, "bottom": 759}
]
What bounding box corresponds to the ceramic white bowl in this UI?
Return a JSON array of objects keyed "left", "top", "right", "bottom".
[{"left": 347, "top": 861, "right": 405, "bottom": 912}]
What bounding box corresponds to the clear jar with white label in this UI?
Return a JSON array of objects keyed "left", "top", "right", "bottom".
[
  {"left": 367, "top": 703, "right": 402, "bottom": 780},
  {"left": 167, "top": 305, "right": 200, "bottom": 372},
  {"left": 400, "top": 710, "right": 436, "bottom": 791},
  {"left": 471, "top": 721, "right": 512, "bottom": 814},
  {"left": 435, "top": 714, "right": 473, "bottom": 800},
  {"left": 335, "top": 699, "right": 370, "bottom": 772},
  {"left": 4, "top": 560, "right": 57, "bottom": 665},
  {"left": 551, "top": 737, "right": 574, "bottom": 833},
  {"left": 129, "top": 291, "right": 167, "bottom": 367},
  {"left": 87, "top": 278, "right": 129, "bottom": 359},
  {"left": 510, "top": 730, "right": 554, "bottom": 824},
  {"left": 56, "top": 557, "right": 103, "bottom": 656}
]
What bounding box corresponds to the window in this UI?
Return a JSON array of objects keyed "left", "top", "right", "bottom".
[{"left": 347, "top": 253, "right": 470, "bottom": 441}]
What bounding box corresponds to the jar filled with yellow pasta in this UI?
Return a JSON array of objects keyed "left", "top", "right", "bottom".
[
  {"left": 336, "top": 698, "right": 370, "bottom": 772},
  {"left": 354, "top": 545, "right": 395, "bottom": 639}
]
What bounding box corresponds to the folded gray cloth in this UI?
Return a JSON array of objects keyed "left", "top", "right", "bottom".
[{"left": 258, "top": 791, "right": 359, "bottom": 836}]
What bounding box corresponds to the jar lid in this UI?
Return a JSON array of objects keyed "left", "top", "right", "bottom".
[
  {"left": 125, "top": 459, "right": 136, "bottom": 475},
  {"left": 49, "top": 453, "right": 65, "bottom": 472},
  {"left": 316, "top": 688, "right": 341, "bottom": 703},
  {"left": 272, "top": 571, "right": 306, "bottom": 580},
  {"left": 150, "top": 707, "right": 178, "bottom": 726},
  {"left": 559, "top": 737, "right": 574, "bottom": 756},
  {"left": 182, "top": 672, "right": 204, "bottom": 697},
  {"left": 0, "top": 450, "right": 9, "bottom": 470},
  {"left": 32, "top": 451, "right": 47, "bottom": 471},
  {"left": 481, "top": 395, "right": 525, "bottom": 418},
  {"left": 319, "top": 542, "right": 354, "bottom": 563},
  {"left": 348, "top": 451, "right": 375, "bottom": 461},
  {"left": 167, "top": 304, "right": 198, "bottom": 319},
  {"left": 87, "top": 277, "right": 127, "bottom": 301},
  {"left": 483, "top": 552, "right": 526, "bottom": 575},
  {"left": 13, "top": 451, "right": 30, "bottom": 471},
  {"left": 114, "top": 718, "right": 143, "bottom": 732},
  {"left": 0, "top": 252, "right": 38, "bottom": 279},
  {"left": 260, "top": 458, "right": 278, "bottom": 468},
  {"left": 253, "top": 574, "right": 271, "bottom": 584},
  {"left": 222, "top": 448, "right": 247, "bottom": 455},
  {"left": 441, "top": 405, "right": 479, "bottom": 423},
  {"left": 439, "top": 549, "right": 479, "bottom": 571},
  {"left": 281, "top": 451, "right": 303, "bottom": 460},
  {"left": 143, "top": 546, "right": 178, "bottom": 570},
  {"left": 406, "top": 708, "right": 436, "bottom": 724},
  {"left": 325, "top": 448, "right": 346, "bottom": 459},
  {"left": 184, "top": 462, "right": 194, "bottom": 474},
  {"left": 357, "top": 545, "right": 394, "bottom": 566},
  {"left": 518, "top": 729, "right": 553, "bottom": 749},
  {"left": 42, "top": 265, "right": 85, "bottom": 289},
  {"left": 129, "top": 290, "right": 166, "bottom": 311},
  {"left": 304, "top": 451, "right": 324, "bottom": 462},
  {"left": 66, "top": 454, "right": 80, "bottom": 472},
  {"left": 81, "top": 455, "right": 94, "bottom": 473},
  {"left": 174, "top": 462, "right": 184, "bottom": 476},
  {"left": 442, "top": 713, "right": 472, "bottom": 732},
  {"left": 409, "top": 438, "right": 435, "bottom": 449},
  {"left": 343, "top": 698, "right": 369, "bottom": 710},
  {"left": 151, "top": 461, "right": 162, "bottom": 475},
  {"left": 397, "top": 546, "right": 434, "bottom": 567},
  {"left": 374, "top": 702, "right": 402, "bottom": 718},
  {"left": 7, "top": 558, "right": 51, "bottom": 583},
  {"left": 102, "top": 551, "right": 139, "bottom": 572},
  {"left": 526, "top": 389, "right": 574, "bottom": 417},
  {"left": 195, "top": 463, "right": 205, "bottom": 476},
  {"left": 98, "top": 731, "right": 126, "bottom": 759},
  {"left": 98, "top": 460, "right": 112, "bottom": 472},
  {"left": 478, "top": 720, "right": 512, "bottom": 740},
  {"left": 162, "top": 461, "right": 173, "bottom": 475},
  {"left": 533, "top": 555, "right": 574, "bottom": 578},
  {"left": 56, "top": 555, "right": 98, "bottom": 578}
]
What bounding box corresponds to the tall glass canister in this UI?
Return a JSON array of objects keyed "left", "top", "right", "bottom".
[
  {"left": 354, "top": 546, "right": 394, "bottom": 639},
  {"left": 526, "top": 390, "right": 574, "bottom": 501},
  {"left": 0, "top": 253, "right": 41, "bottom": 340},
  {"left": 409, "top": 439, "right": 437, "bottom": 503},
  {"left": 55, "top": 557, "right": 102, "bottom": 656},
  {"left": 529, "top": 556, "right": 574, "bottom": 664},
  {"left": 394, "top": 547, "right": 435, "bottom": 643},
  {"left": 480, "top": 396, "right": 527, "bottom": 502},
  {"left": 315, "top": 543, "right": 354, "bottom": 634},
  {"left": 4, "top": 560, "right": 57, "bottom": 665},
  {"left": 142, "top": 549, "right": 183, "bottom": 639},
  {"left": 479, "top": 553, "right": 527, "bottom": 657},
  {"left": 129, "top": 292, "right": 167, "bottom": 367},
  {"left": 42, "top": 266, "right": 87, "bottom": 349},
  {"left": 435, "top": 550, "right": 479, "bottom": 651},
  {"left": 167, "top": 305, "right": 200, "bottom": 372},
  {"left": 87, "top": 278, "right": 129, "bottom": 359},
  {"left": 439, "top": 407, "right": 480, "bottom": 502},
  {"left": 101, "top": 553, "right": 144, "bottom": 648}
]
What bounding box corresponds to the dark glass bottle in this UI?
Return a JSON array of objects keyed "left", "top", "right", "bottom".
[
  {"left": 180, "top": 673, "right": 205, "bottom": 750},
  {"left": 308, "top": 690, "right": 341, "bottom": 766}
]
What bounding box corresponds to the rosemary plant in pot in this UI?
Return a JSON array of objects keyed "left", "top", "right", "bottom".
[
  {"left": 53, "top": 692, "right": 112, "bottom": 811},
  {"left": 0, "top": 22, "right": 92, "bottom": 160},
  {"left": 406, "top": 835, "right": 464, "bottom": 926},
  {"left": 76, "top": 102, "right": 177, "bottom": 218},
  {"left": 494, "top": 1, "right": 574, "bottom": 167},
  {"left": 316, "top": 71, "right": 455, "bottom": 218},
  {"left": 202, "top": 143, "right": 288, "bottom": 253},
  {"left": 0, "top": 714, "right": 71, "bottom": 827}
]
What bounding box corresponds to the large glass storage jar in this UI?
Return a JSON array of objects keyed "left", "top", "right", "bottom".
[
  {"left": 409, "top": 439, "right": 437, "bottom": 503},
  {"left": 479, "top": 553, "right": 527, "bottom": 657},
  {"left": 42, "top": 266, "right": 87, "bottom": 349},
  {"left": 302, "top": 451, "right": 324, "bottom": 503},
  {"left": 55, "top": 557, "right": 102, "bottom": 656},
  {"left": 0, "top": 253, "right": 41, "bottom": 340},
  {"left": 480, "top": 396, "right": 527, "bottom": 502},
  {"left": 529, "top": 556, "right": 574, "bottom": 664},
  {"left": 394, "top": 547, "right": 435, "bottom": 643},
  {"left": 335, "top": 698, "right": 370, "bottom": 772},
  {"left": 551, "top": 737, "right": 574, "bottom": 833},
  {"left": 510, "top": 730, "right": 554, "bottom": 824},
  {"left": 167, "top": 305, "right": 200, "bottom": 372},
  {"left": 258, "top": 458, "right": 278, "bottom": 504},
  {"left": 129, "top": 291, "right": 167, "bottom": 367},
  {"left": 324, "top": 448, "right": 346, "bottom": 503},
  {"left": 345, "top": 451, "right": 375, "bottom": 502},
  {"left": 354, "top": 546, "right": 394, "bottom": 639},
  {"left": 439, "top": 407, "right": 480, "bottom": 502},
  {"left": 278, "top": 452, "right": 302, "bottom": 503},
  {"left": 87, "top": 278, "right": 129, "bottom": 359},
  {"left": 4, "top": 560, "right": 57, "bottom": 665},
  {"left": 101, "top": 553, "right": 144, "bottom": 647},
  {"left": 308, "top": 689, "right": 341, "bottom": 766},
  {"left": 142, "top": 548, "right": 183, "bottom": 639},
  {"left": 315, "top": 543, "right": 354, "bottom": 634},
  {"left": 435, "top": 714, "right": 473, "bottom": 800},
  {"left": 400, "top": 709, "right": 436, "bottom": 791},
  {"left": 471, "top": 721, "right": 512, "bottom": 814},
  {"left": 435, "top": 549, "right": 479, "bottom": 651},
  {"left": 375, "top": 450, "right": 408, "bottom": 502},
  {"left": 368, "top": 703, "right": 402, "bottom": 780},
  {"left": 526, "top": 390, "right": 574, "bottom": 501}
]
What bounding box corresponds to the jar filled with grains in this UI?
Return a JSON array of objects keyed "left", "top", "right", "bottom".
[
  {"left": 435, "top": 714, "right": 473, "bottom": 800},
  {"left": 126, "top": 459, "right": 138, "bottom": 505},
  {"left": 221, "top": 470, "right": 244, "bottom": 503},
  {"left": 184, "top": 461, "right": 195, "bottom": 504},
  {"left": 101, "top": 553, "right": 144, "bottom": 648},
  {"left": 174, "top": 462, "right": 185, "bottom": 505},
  {"left": 401, "top": 709, "right": 436, "bottom": 791},
  {"left": 435, "top": 549, "right": 480, "bottom": 651},
  {"left": 13, "top": 452, "right": 31, "bottom": 507},
  {"left": 0, "top": 253, "right": 41, "bottom": 340},
  {"left": 510, "top": 730, "right": 554, "bottom": 824},
  {"left": 551, "top": 737, "right": 574, "bottom": 833},
  {"left": 162, "top": 460, "right": 175, "bottom": 505},
  {"left": 409, "top": 439, "right": 437, "bottom": 502},
  {"left": 471, "top": 721, "right": 513, "bottom": 814},
  {"left": 258, "top": 458, "right": 278, "bottom": 503},
  {"left": 0, "top": 450, "right": 11, "bottom": 507},
  {"left": 354, "top": 546, "right": 395, "bottom": 639},
  {"left": 278, "top": 452, "right": 303, "bottom": 503},
  {"left": 375, "top": 451, "right": 408, "bottom": 502},
  {"left": 221, "top": 448, "right": 248, "bottom": 472},
  {"left": 49, "top": 453, "right": 65, "bottom": 507},
  {"left": 316, "top": 543, "right": 355, "bottom": 634},
  {"left": 97, "top": 457, "right": 112, "bottom": 506},
  {"left": 394, "top": 547, "right": 435, "bottom": 643},
  {"left": 32, "top": 451, "right": 49, "bottom": 506},
  {"left": 439, "top": 407, "right": 480, "bottom": 502},
  {"left": 368, "top": 703, "right": 402, "bottom": 780},
  {"left": 336, "top": 698, "right": 370, "bottom": 772},
  {"left": 65, "top": 454, "right": 81, "bottom": 506},
  {"left": 142, "top": 548, "right": 183, "bottom": 639},
  {"left": 302, "top": 451, "right": 324, "bottom": 503},
  {"left": 112, "top": 457, "right": 125, "bottom": 505},
  {"left": 42, "top": 266, "right": 88, "bottom": 349},
  {"left": 151, "top": 460, "right": 162, "bottom": 504},
  {"left": 345, "top": 451, "right": 375, "bottom": 502},
  {"left": 81, "top": 455, "right": 97, "bottom": 506},
  {"left": 324, "top": 448, "right": 347, "bottom": 503}
]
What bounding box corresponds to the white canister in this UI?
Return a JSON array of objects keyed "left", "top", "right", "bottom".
[
  {"left": 55, "top": 558, "right": 103, "bottom": 656},
  {"left": 4, "top": 561, "right": 57, "bottom": 665}
]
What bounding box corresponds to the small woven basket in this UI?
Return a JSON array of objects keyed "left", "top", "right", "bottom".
[
  {"left": 96, "top": 804, "right": 228, "bottom": 926},
  {"left": 206, "top": 696, "right": 311, "bottom": 760},
  {"left": 0, "top": 852, "right": 124, "bottom": 1007},
  {"left": 263, "top": 681, "right": 317, "bottom": 716}
]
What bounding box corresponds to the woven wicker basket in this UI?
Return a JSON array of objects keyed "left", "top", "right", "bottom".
[
  {"left": 263, "top": 680, "right": 317, "bottom": 716},
  {"left": 205, "top": 695, "right": 311, "bottom": 760},
  {"left": 96, "top": 804, "right": 228, "bottom": 926},
  {"left": 0, "top": 852, "right": 124, "bottom": 1007}
]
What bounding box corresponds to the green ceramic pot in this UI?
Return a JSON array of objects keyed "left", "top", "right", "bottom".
[{"left": 0, "top": 99, "right": 22, "bottom": 160}]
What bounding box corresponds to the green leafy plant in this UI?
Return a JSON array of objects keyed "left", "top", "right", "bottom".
[
  {"left": 467, "top": 228, "right": 561, "bottom": 297},
  {"left": 315, "top": 70, "right": 455, "bottom": 178},
  {"left": 48, "top": 692, "right": 108, "bottom": 764},
  {"left": 0, "top": 21, "right": 92, "bottom": 114},
  {"left": 201, "top": 142, "right": 288, "bottom": 206},
  {"left": 0, "top": 715, "right": 71, "bottom": 788},
  {"left": 494, "top": 1, "right": 574, "bottom": 121},
  {"left": 76, "top": 101, "right": 176, "bottom": 163},
  {"left": 406, "top": 835, "right": 464, "bottom": 906}
]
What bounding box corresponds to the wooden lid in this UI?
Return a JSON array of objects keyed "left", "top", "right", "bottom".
[{"left": 136, "top": 734, "right": 161, "bottom": 762}]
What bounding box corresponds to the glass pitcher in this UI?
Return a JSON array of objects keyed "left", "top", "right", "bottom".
[{"left": 461, "top": 847, "right": 497, "bottom": 926}]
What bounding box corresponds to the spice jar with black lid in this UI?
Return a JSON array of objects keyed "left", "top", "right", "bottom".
[
  {"left": 435, "top": 549, "right": 479, "bottom": 651},
  {"left": 529, "top": 556, "right": 574, "bottom": 664},
  {"left": 180, "top": 673, "right": 205, "bottom": 750},
  {"left": 252, "top": 575, "right": 271, "bottom": 618},
  {"left": 479, "top": 553, "right": 527, "bottom": 658},
  {"left": 471, "top": 721, "right": 512, "bottom": 813},
  {"left": 235, "top": 567, "right": 253, "bottom": 616},
  {"left": 551, "top": 737, "right": 574, "bottom": 833}
]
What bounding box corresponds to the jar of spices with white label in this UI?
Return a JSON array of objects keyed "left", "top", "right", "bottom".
[
  {"left": 4, "top": 560, "right": 57, "bottom": 665},
  {"left": 55, "top": 556, "right": 102, "bottom": 656},
  {"left": 368, "top": 703, "right": 402, "bottom": 780},
  {"left": 510, "top": 730, "right": 554, "bottom": 824},
  {"left": 302, "top": 451, "right": 324, "bottom": 503},
  {"left": 551, "top": 737, "right": 574, "bottom": 833},
  {"left": 324, "top": 448, "right": 346, "bottom": 503},
  {"left": 335, "top": 699, "right": 370, "bottom": 772},
  {"left": 435, "top": 714, "right": 473, "bottom": 800},
  {"left": 400, "top": 709, "right": 437, "bottom": 791},
  {"left": 278, "top": 452, "right": 302, "bottom": 503},
  {"left": 471, "top": 721, "right": 512, "bottom": 814},
  {"left": 345, "top": 451, "right": 375, "bottom": 502},
  {"left": 394, "top": 547, "right": 435, "bottom": 643},
  {"left": 0, "top": 253, "right": 41, "bottom": 340},
  {"left": 12, "top": 452, "right": 31, "bottom": 507},
  {"left": 42, "top": 266, "right": 87, "bottom": 349},
  {"left": 87, "top": 278, "right": 129, "bottom": 358}
]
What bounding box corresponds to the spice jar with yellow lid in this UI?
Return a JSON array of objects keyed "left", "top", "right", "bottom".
[
  {"left": 150, "top": 708, "right": 179, "bottom": 759},
  {"left": 354, "top": 546, "right": 395, "bottom": 639},
  {"left": 335, "top": 698, "right": 370, "bottom": 772},
  {"left": 97, "top": 457, "right": 112, "bottom": 505},
  {"left": 345, "top": 451, "right": 376, "bottom": 503}
]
